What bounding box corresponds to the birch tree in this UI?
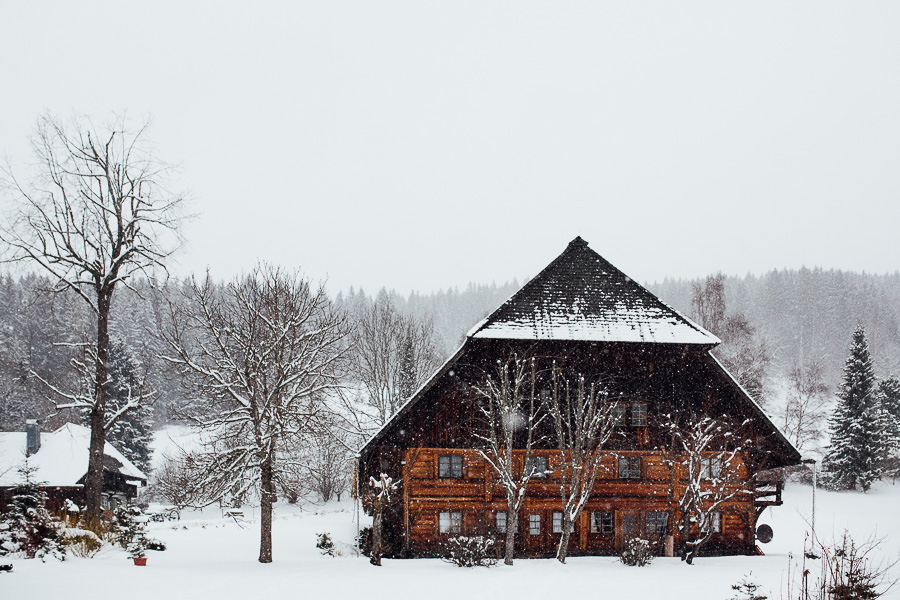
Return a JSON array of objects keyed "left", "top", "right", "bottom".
[
  {"left": 543, "top": 366, "right": 617, "bottom": 563},
  {"left": 161, "top": 265, "right": 347, "bottom": 563},
  {"left": 473, "top": 352, "right": 544, "bottom": 566},
  {"left": 0, "top": 114, "right": 183, "bottom": 519}
]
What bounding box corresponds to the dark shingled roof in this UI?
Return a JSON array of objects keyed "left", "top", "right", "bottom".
[{"left": 469, "top": 237, "right": 720, "bottom": 345}]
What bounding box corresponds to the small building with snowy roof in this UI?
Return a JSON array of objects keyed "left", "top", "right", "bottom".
[
  {"left": 358, "top": 237, "right": 800, "bottom": 559},
  {"left": 0, "top": 421, "right": 147, "bottom": 513}
]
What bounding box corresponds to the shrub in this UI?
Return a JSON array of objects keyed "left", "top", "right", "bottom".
[
  {"left": 0, "top": 464, "right": 65, "bottom": 561},
  {"left": 441, "top": 535, "right": 496, "bottom": 568},
  {"left": 147, "top": 538, "right": 167, "bottom": 552},
  {"left": 316, "top": 532, "right": 335, "bottom": 556},
  {"left": 729, "top": 573, "right": 768, "bottom": 600},
  {"left": 620, "top": 536, "right": 654, "bottom": 567},
  {"left": 59, "top": 528, "right": 104, "bottom": 558},
  {"left": 356, "top": 527, "right": 373, "bottom": 557},
  {"left": 114, "top": 505, "right": 152, "bottom": 559}
]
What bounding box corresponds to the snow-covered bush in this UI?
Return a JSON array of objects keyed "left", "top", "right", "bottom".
[
  {"left": 114, "top": 505, "right": 151, "bottom": 559},
  {"left": 316, "top": 532, "right": 335, "bottom": 556},
  {"left": 620, "top": 536, "right": 653, "bottom": 567},
  {"left": 58, "top": 527, "right": 104, "bottom": 558},
  {"left": 0, "top": 464, "right": 65, "bottom": 561},
  {"left": 441, "top": 535, "right": 496, "bottom": 568}
]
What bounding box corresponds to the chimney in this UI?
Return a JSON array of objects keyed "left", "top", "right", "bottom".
[{"left": 26, "top": 420, "right": 41, "bottom": 456}]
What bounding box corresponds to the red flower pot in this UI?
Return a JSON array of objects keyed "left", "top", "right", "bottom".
[{"left": 132, "top": 557, "right": 147, "bottom": 566}]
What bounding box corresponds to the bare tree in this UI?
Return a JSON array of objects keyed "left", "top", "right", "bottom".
[
  {"left": 345, "top": 294, "right": 442, "bottom": 428},
  {"left": 0, "top": 114, "right": 183, "bottom": 520},
  {"left": 691, "top": 274, "right": 771, "bottom": 404},
  {"left": 782, "top": 361, "right": 830, "bottom": 452},
  {"left": 543, "top": 366, "right": 618, "bottom": 563},
  {"left": 472, "top": 351, "right": 545, "bottom": 566},
  {"left": 161, "top": 265, "right": 347, "bottom": 563},
  {"left": 664, "top": 414, "right": 750, "bottom": 564},
  {"left": 148, "top": 452, "right": 200, "bottom": 519}
]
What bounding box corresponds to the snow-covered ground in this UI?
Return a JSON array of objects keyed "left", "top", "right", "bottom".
[{"left": 3, "top": 481, "right": 899, "bottom": 600}]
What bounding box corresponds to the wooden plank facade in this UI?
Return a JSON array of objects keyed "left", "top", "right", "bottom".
[{"left": 359, "top": 238, "right": 801, "bottom": 559}]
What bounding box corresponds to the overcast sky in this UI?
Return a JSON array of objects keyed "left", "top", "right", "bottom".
[{"left": 2, "top": 2, "right": 899, "bottom": 296}]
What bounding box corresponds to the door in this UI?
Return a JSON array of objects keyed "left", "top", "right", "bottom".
[{"left": 616, "top": 510, "right": 639, "bottom": 551}]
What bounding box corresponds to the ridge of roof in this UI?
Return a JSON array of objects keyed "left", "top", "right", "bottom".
[{"left": 469, "top": 237, "right": 719, "bottom": 345}]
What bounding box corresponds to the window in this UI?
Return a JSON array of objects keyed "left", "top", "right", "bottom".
[
  {"left": 706, "top": 512, "right": 722, "bottom": 533},
  {"left": 645, "top": 511, "right": 668, "bottom": 535},
  {"left": 700, "top": 457, "right": 722, "bottom": 479},
  {"left": 529, "top": 514, "right": 541, "bottom": 535},
  {"left": 618, "top": 456, "right": 641, "bottom": 479},
  {"left": 611, "top": 403, "right": 626, "bottom": 425},
  {"left": 438, "top": 455, "right": 463, "bottom": 478},
  {"left": 495, "top": 512, "right": 517, "bottom": 533},
  {"left": 590, "top": 511, "right": 613, "bottom": 534},
  {"left": 439, "top": 511, "right": 462, "bottom": 534},
  {"left": 631, "top": 403, "right": 648, "bottom": 427},
  {"left": 552, "top": 511, "right": 563, "bottom": 533},
  {"left": 525, "top": 455, "right": 549, "bottom": 478}
]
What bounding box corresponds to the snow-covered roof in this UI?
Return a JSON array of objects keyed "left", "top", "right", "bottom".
[
  {"left": 0, "top": 423, "right": 147, "bottom": 488},
  {"left": 469, "top": 237, "right": 719, "bottom": 345}
]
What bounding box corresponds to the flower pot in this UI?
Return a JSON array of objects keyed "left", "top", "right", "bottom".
[{"left": 132, "top": 557, "right": 147, "bottom": 566}]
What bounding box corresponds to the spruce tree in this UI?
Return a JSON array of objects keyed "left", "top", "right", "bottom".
[
  {"left": 0, "top": 462, "right": 65, "bottom": 561},
  {"left": 877, "top": 376, "right": 900, "bottom": 478},
  {"left": 824, "top": 326, "right": 887, "bottom": 491}
]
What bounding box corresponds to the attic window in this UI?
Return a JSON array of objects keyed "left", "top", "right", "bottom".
[
  {"left": 611, "top": 403, "right": 626, "bottom": 425},
  {"left": 631, "top": 403, "right": 648, "bottom": 427}
]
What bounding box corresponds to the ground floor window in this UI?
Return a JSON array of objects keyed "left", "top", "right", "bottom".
[
  {"left": 590, "top": 511, "right": 613, "bottom": 534},
  {"left": 529, "top": 514, "right": 541, "bottom": 535},
  {"left": 439, "top": 511, "right": 462, "bottom": 534},
  {"left": 645, "top": 511, "right": 668, "bottom": 535},
  {"left": 707, "top": 511, "right": 722, "bottom": 533}
]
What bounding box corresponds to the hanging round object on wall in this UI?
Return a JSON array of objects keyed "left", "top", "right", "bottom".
[{"left": 756, "top": 524, "right": 774, "bottom": 544}]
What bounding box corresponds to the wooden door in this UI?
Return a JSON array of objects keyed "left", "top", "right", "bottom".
[{"left": 616, "top": 510, "right": 639, "bottom": 551}]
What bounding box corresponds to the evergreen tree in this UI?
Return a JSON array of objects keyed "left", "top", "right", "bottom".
[
  {"left": 0, "top": 461, "right": 65, "bottom": 561},
  {"left": 81, "top": 340, "right": 154, "bottom": 475},
  {"left": 824, "top": 326, "right": 888, "bottom": 491},
  {"left": 877, "top": 376, "right": 900, "bottom": 478}
]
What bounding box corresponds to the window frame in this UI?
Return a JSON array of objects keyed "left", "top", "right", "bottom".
[
  {"left": 618, "top": 456, "right": 642, "bottom": 479},
  {"left": 525, "top": 455, "right": 550, "bottom": 478},
  {"left": 645, "top": 511, "right": 668, "bottom": 536},
  {"left": 528, "top": 514, "right": 541, "bottom": 536},
  {"left": 439, "top": 510, "right": 463, "bottom": 535},
  {"left": 700, "top": 456, "right": 722, "bottom": 479},
  {"left": 438, "top": 454, "right": 463, "bottom": 479},
  {"left": 631, "top": 402, "right": 648, "bottom": 427},
  {"left": 590, "top": 511, "right": 613, "bottom": 534}
]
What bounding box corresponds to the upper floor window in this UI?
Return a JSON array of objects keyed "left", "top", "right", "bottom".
[
  {"left": 438, "top": 455, "right": 463, "bottom": 478},
  {"left": 631, "top": 403, "right": 648, "bottom": 427},
  {"left": 700, "top": 457, "right": 722, "bottom": 479},
  {"left": 525, "top": 455, "right": 549, "bottom": 478},
  {"left": 645, "top": 511, "right": 668, "bottom": 535},
  {"left": 439, "top": 511, "right": 463, "bottom": 534},
  {"left": 590, "top": 511, "right": 613, "bottom": 534},
  {"left": 618, "top": 456, "right": 641, "bottom": 479},
  {"left": 611, "top": 403, "right": 627, "bottom": 425}
]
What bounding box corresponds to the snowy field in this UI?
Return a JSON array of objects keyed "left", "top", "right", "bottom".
[{"left": 2, "top": 481, "right": 899, "bottom": 600}]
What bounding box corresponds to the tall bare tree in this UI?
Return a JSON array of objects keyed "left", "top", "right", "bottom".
[
  {"left": 782, "top": 361, "right": 830, "bottom": 452},
  {"left": 346, "top": 294, "right": 442, "bottom": 428},
  {"left": 161, "top": 266, "right": 347, "bottom": 563},
  {"left": 472, "top": 351, "right": 544, "bottom": 566},
  {"left": 543, "top": 366, "right": 618, "bottom": 563},
  {"left": 1, "top": 114, "right": 183, "bottom": 520}
]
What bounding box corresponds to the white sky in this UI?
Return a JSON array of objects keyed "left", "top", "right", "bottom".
[{"left": 2, "top": 2, "right": 899, "bottom": 296}]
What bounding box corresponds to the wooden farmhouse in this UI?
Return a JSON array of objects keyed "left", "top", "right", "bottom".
[
  {"left": 359, "top": 237, "right": 801, "bottom": 559},
  {"left": 0, "top": 421, "right": 147, "bottom": 514}
]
